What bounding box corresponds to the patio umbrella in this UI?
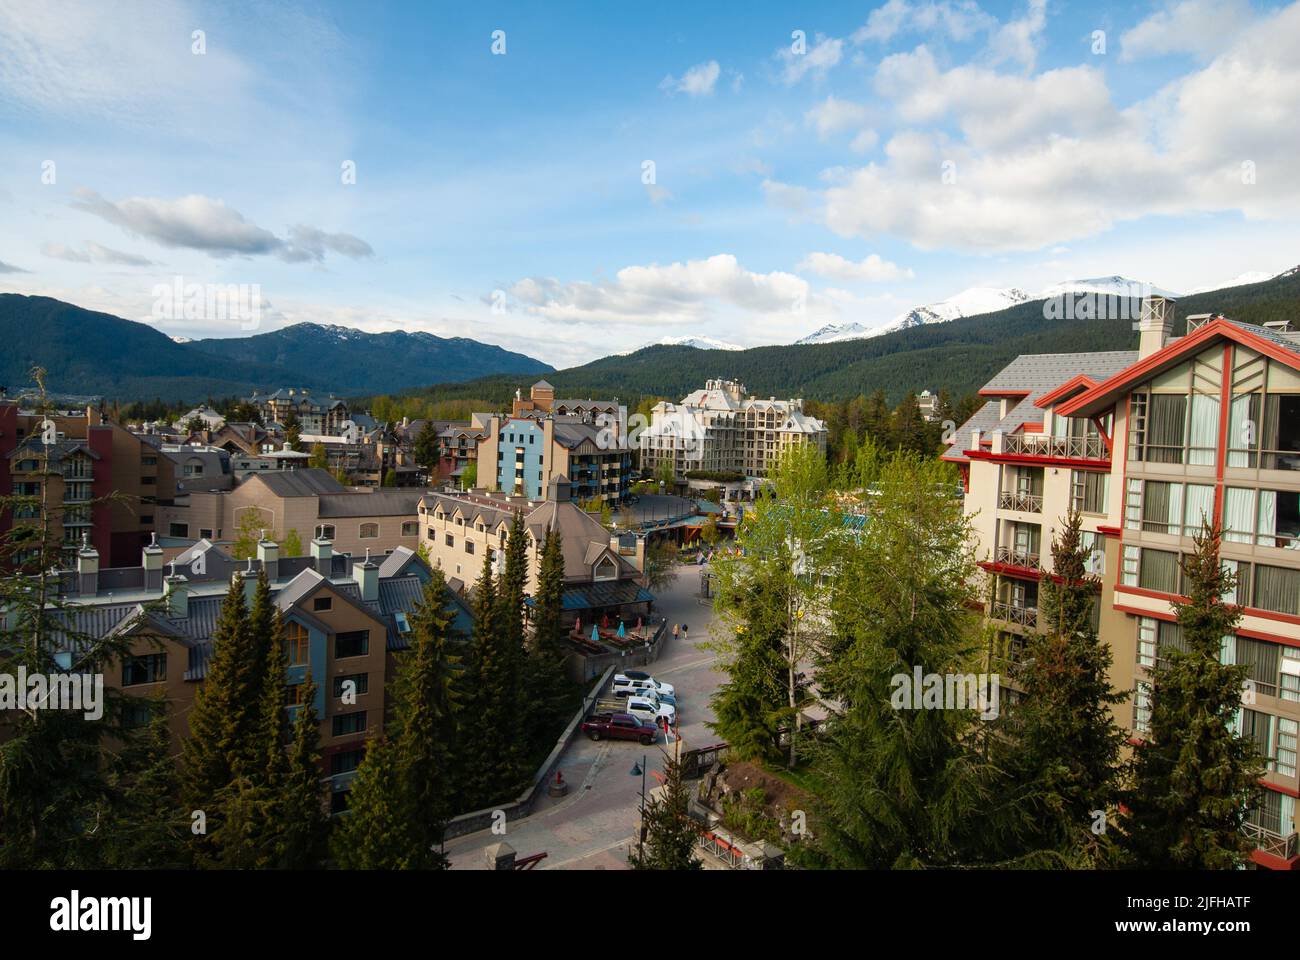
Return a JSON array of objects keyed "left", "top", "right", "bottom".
[
  {"left": 575, "top": 617, "right": 581, "bottom": 632},
  {"left": 602, "top": 613, "right": 609, "bottom": 629},
  {"left": 617, "top": 621, "right": 626, "bottom": 638},
  {"left": 636, "top": 616, "right": 643, "bottom": 632},
  {"left": 591, "top": 624, "right": 600, "bottom": 644}
]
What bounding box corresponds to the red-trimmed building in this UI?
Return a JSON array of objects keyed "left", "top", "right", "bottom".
[{"left": 946, "top": 299, "right": 1300, "bottom": 868}]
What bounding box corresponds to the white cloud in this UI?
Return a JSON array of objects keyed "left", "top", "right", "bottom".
[
  {"left": 987, "top": 0, "right": 1048, "bottom": 71},
  {"left": 0, "top": 259, "right": 29, "bottom": 274},
  {"left": 774, "top": 2, "right": 1300, "bottom": 253},
  {"left": 1121, "top": 0, "right": 1254, "bottom": 62},
  {"left": 805, "top": 97, "right": 873, "bottom": 140},
  {"left": 497, "top": 254, "right": 813, "bottom": 328},
  {"left": 777, "top": 35, "right": 843, "bottom": 84},
  {"left": 42, "top": 241, "right": 156, "bottom": 266},
  {"left": 853, "top": 0, "right": 997, "bottom": 44},
  {"left": 70, "top": 189, "right": 373, "bottom": 262},
  {"left": 661, "top": 60, "right": 721, "bottom": 97},
  {"left": 798, "top": 252, "right": 914, "bottom": 282}
]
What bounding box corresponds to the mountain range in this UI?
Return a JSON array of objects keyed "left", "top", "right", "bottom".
[
  {"left": 0, "top": 295, "right": 551, "bottom": 402},
  {"left": 795, "top": 277, "right": 1184, "bottom": 345}
]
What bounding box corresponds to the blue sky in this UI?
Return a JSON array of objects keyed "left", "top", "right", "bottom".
[{"left": 1, "top": 0, "right": 1298, "bottom": 367}]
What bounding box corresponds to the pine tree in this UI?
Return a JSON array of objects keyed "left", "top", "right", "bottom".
[
  {"left": 412, "top": 419, "right": 440, "bottom": 471},
  {"left": 1121, "top": 524, "right": 1265, "bottom": 868},
  {"left": 628, "top": 749, "right": 702, "bottom": 870},
  {"left": 248, "top": 572, "right": 285, "bottom": 785},
  {"left": 1000, "top": 510, "right": 1127, "bottom": 864},
  {"left": 458, "top": 552, "right": 518, "bottom": 808},
  {"left": 277, "top": 673, "right": 330, "bottom": 868},
  {"left": 800, "top": 453, "right": 1032, "bottom": 869},
  {"left": 391, "top": 571, "right": 462, "bottom": 868},
  {"left": 179, "top": 578, "right": 257, "bottom": 843},
  {"left": 493, "top": 512, "right": 528, "bottom": 771},
  {"left": 525, "top": 527, "right": 575, "bottom": 751},
  {"left": 331, "top": 736, "right": 414, "bottom": 869}
]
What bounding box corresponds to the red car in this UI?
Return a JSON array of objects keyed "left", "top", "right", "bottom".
[{"left": 581, "top": 712, "right": 658, "bottom": 745}]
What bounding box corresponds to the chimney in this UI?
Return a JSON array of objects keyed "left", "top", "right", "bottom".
[
  {"left": 311, "top": 535, "right": 333, "bottom": 576},
  {"left": 76, "top": 536, "right": 99, "bottom": 596},
  {"left": 164, "top": 571, "right": 189, "bottom": 619},
  {"left": 1138, "top": 296, "right": 1176, "bottom": 359},
  {"left": 257, "top": 534, "right": 279, "bottom": 582},
  {"left": 354, "top": 549, "right": 379, "bottom": 603},
  {"left": 142, "top": 533, "right": 164, "bottom": 593},
  {"left": 234, "top": 559, "right": 258, "bottom": 606}
]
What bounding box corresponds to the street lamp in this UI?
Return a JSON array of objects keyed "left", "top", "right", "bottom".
[{"left": 630, "top": 757, "right": 647, "bottom": 861}]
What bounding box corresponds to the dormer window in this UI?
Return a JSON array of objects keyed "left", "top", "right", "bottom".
[{"left": 594, "top": 555, "right": 617, "bottom": 581}]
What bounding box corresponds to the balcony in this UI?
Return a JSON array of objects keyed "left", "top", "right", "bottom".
[
  {"left": 1003, "top": 434, "right": 1107, "bottom": 461},
  {"left": 991, "top": 601, "right": 1038, "bottom": 629},
  {"left": 998, "top": 491, "right": 1043, "bottom": 513},
  {"left": 994, "top": 545, "right": 1040, "bottom": 570},
  {"left": 1243, "top": 823, "right": 1299, "bottom": 861}
]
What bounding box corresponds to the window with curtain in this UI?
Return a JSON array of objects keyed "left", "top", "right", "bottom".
[
  {"left": 1282, "top": 646, "right": 1300, "bottom": 703},
  {"left": 1156, "top": 619, "right": 1188, "bottom": 663},
  {"left": 1139, "top": 548, "right": 1181, "bottom": 594},
  {"left": 1072, "top": 470, "right": 1107, "bottom": 514},
  {"left": 1183, "top": 484, "right": 1214, "bottom": 537},
  {"left": 1261, "top": 393, "right": 1300, "bottom": 471},
  {"left": 1081, "top": 530, "right": 1105, "bottom": 575},
  {"left": 1223, "top": 487, "right": 1256, "bottom": 543},
  {"left": 1137, "top": 617, "right": 1157, "bottom": 667},
  {"left": 1236, "top": 637, "right": 1280, "bottom": 696},
  {"left": 1277, "top": 718, "right": 1297, "bottom": 777},
  {"left": 1252, "top": 564, "right": 1300, "bottom": 615},
  {"left": 1241, "top": 708, "right": 1273, "bottom": 761},
  {"left": 1227, "top": 393, "right": 1261, "bottom": 467},
  {"left": 1142, "top": 480, "right": 1173, "bottom": 533},
  {"left": 1147, "top": 394, "right": 1188, "bottom": 463},
  {"left": 1187, "top": 393, "right": 1219, "bottom": 465}
]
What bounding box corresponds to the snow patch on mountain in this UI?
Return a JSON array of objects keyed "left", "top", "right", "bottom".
[{"left": 625, "top": 335, "right": 743, "bottom": 353}]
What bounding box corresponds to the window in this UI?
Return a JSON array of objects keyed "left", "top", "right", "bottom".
[
  {"left": 284, "top": 683, "right": 308, "bottom": 706},
  {"left": 1071, "top": 470, "right": 1107, "bottom": 515},
  {"left": 334, "top": 630, "right": 369, "bottom": 658},
  {"left": 1138, "top": 548, "right": 1181, "bottom": 594},
  {"left": 1137, "top": 618, "right": 1157, "bottom": 668},
  {"left": 359, "top": 522, "right": 379, "bottom": 539},
  {"left": 313, "top": 596, "right": 332, "bottom": 612},
  {"left": 401, "top": 521, "right": 418, "bottom": 537},
  {"left": 169, "top": 522, "right": 189, "bottom": 538},
  {"left": 315, "top": 524, "right": 336, "bottom": 540},
  {"left": 1133, "top": 682, "right": 1152, "bottom": 735},
  {"left": 122, "top": 654, "right": 166, "bottom": 686},
  {"left": 121, "top": 700, "right": 153, "bottom": 729},
  {"left": 141, "top": 475, "right": 157, "bottom": 485},
  {"left": 1237, "top": 636, "right": 1280, "bottom": 697},
  {"left": 200, "top": 529, "right": 214, "bottom": 539},
  {"left": 1141, "top": 480, "right": 1177, "bottom": 534},
  {"left": 1252, "top": 564, "right": 1300, "bottom": 616},
  {"left": 332, "top": 711, "right": 367, "bottom": 736},
  {"left": 1277, "top": 717, "right": 1298, "bottom": 778},
  {"left": 465, "top": 540, "right": 475, "bottom": 554},
  {"left": 331, "top": 749, "right": 365, "bottom": 776},
  {"left": 1281, "top": 646, "right": 1300, "bottom": 703},
  {"left": 445, "top": 533, "right": 454, "bottom": 547},
  {"left": 333, "top": 673, "right": 369, "bottom": 698},
  {"left": 1241, "top": 707, "right": 1272, "bottom": 760},
  {"left": 284, "top": 621, "right": 310, "bottom": 665}
]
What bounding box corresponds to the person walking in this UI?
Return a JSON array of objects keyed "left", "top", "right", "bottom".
[
  {"left": 681, "top": 623, "right": 689, "bottom": 641},
  {"left": 672, "top": 623, "right": 680, "bottom": 642}
]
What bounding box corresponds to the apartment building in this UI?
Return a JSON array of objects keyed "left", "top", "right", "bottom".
[
  {"left": 45, "top": 536, "right": 469, "bottom": 810},
  {"left": 474, "top": 383, "right": 631, "bottom": 503},
  {"left": 418, "top": 476, "right": 650, "bottom": 626},
  {"left": 155, "top": 467, "right": 423, "bottom": 555},
  {"left": 250, "top": 388, "right": 350, "bottom": 435},
  {"left": 639, "top": 378, "right": 828, "bottom": 480},
  {"left": 946, "top": 298, "right": 1300, "bottom": 869},
  {"left": 1, "top": 401, "right": 178, "bottom": 567}
]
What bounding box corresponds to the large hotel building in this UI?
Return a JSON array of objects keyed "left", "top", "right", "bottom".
[{"left": 945, "top": 298, "right": 1300, "bottom": 869}]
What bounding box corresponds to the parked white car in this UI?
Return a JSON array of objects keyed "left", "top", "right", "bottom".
[
  {"left": 621, "top": 694, "right": 675, "bottom": 726},
  {"left": 613, "top": 673, "right": 676, "bottom": 699}
]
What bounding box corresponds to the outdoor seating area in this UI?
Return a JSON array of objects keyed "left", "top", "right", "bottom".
[{"left": 566, "top": 614, "right": 655, "bottom": 655}]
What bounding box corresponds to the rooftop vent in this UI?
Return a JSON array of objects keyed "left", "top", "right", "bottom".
[
  {"left": 1185, "top": 313, "right": 1214, "bottom": 334},
  {"left": 1262, "top": 320, "right": 1293, "bottom": 333}
]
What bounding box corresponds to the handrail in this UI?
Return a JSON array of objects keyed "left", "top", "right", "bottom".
[
  {"left": 997, "top": 491, "right": 1043, "bottom": 513},
  {"left": 1004, "top": 434, "right": 1107, "bottom": 460},
  {"left": 994, "top": 545, "right": 1040, "bottom": 569},
  {"left": 991, "top": 601, "right": 1038, "bottom": 628}
]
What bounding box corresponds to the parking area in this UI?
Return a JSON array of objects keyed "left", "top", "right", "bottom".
[{"left": 446, "top": 563, "right": 723, "bottom": 869}]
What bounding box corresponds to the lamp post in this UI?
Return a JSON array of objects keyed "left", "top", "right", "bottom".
[{"left": 630, "top": 756, "right": 647, "bottom": 862}]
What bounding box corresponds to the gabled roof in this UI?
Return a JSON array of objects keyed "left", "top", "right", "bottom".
[
  {"left": 249, "top": 468, "right": 345, "bottom": 497},
  {"left": 1058, "top": 317, "right": 1300, "bottom": 419}
]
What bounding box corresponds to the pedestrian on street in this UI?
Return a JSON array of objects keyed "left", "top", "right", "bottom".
[
  {"left": 673, "top": 623, "right": 680, "bottom": 641},
  {"left": 681, "top": 623, "right": 689, "bottom": 641}
]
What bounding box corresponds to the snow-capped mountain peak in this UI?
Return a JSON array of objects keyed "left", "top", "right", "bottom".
[
  {"left": 1037, "top": 276, "right": 1179, "bottom": 300},
  {"left": 624, "top": 335, "right": 743, "bottom": 353}
]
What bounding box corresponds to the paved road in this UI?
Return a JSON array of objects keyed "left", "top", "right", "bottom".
[{"left": 447, "top": 564, "right": 724, "bottom": 870}]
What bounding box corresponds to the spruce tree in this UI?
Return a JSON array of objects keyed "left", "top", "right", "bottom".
[
  {"left": 1000, "top": 510, "right": 1127, "bottom": 864},
  {"left": 332, "top": 736, "right": 414, "bottom": 869},
  {"left": 1121, "top": 524, "right": 1265, "bottom": 868},
  {"left": 525, "top": 527, "right": 575, "bottom": 750},
  {"left": 458, "top": 552, "right": 517, "bottom": 808},
  {"left": 179, "top": 578, "right": 256, "bottom": 841},
  {"left": 628, "top": 749, "right": 702, "bottom": 870},
  {"left": 391, "top": 571, "right": 462, "bottom": 868},
  {"left": 277, "top": 673, "right": 330, "bottom": 868},
  {"left": 98, "top": 698, "right": 189, "bottom": 868}
]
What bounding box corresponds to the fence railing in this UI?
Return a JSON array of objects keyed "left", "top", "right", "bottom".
[
  {"left": 1003, "top": 434, "right": 1107, "bottom": 460},
  {"left": 995, "top": 545, "right": 1040, "bottom": 570},
  {"left": 1243, "top": 822, "right": 1299, "bottom": 860},
  {"left": 997, "top": 491, "right": 1043, "bottom": 513},
  {"left": 991, "top": 601, "right": 1038, "bottom": 629}
]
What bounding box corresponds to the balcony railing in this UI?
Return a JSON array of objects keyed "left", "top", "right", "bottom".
[
  {"left": 1003, "top": 434, "right": 1107, "bottom": 460},
  {"left": 991, "top": 601, "right": 1038, "bottom": 628},
  {"left": 1243, "top": 823, "right": 1299, "bottom": 860},
  {"left": 998, "top": 491, "right": 1043, "bottom": 513},
  {"left": 995, "top": 545, "right": 1040, "bottom": 570}
]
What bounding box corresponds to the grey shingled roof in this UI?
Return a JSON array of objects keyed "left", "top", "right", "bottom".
[
  {"left": 317, "top": 489, "right": 424, "bottom": 518},
  {"left": 944, "top": 350, "right": 1138, "bottom": 463},
  {"left": 252, "top": 468, "right": 345, "bottom": 497}
]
